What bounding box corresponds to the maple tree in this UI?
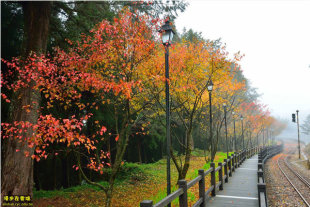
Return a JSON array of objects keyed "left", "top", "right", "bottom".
[
  {"left": 143, "top": 37, "right": 246, "bottom": 178},
  {"left": 1, "top": 9, "right": 162, "bottom": 207},
  {"left": 193, "top": 44, "right": 246, "bottom": 162},
  {"left": 168, "top": 40, "right": 212, "bottom": 180},
  {"left": 238, "top": 102, "right": 269, "bottom": 147},
  {"left": 235, "top": 101, "right": 285, "bottom": 149}
]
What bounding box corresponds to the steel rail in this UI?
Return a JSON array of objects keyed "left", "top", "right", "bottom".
[
  {"left": 277, "top": 154, "right": 310, "bottom": 207},
  {"left": 284, "top": 156, "right": 310, "bottom": 188}
]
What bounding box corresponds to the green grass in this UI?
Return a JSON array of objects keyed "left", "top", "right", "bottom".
[
  {"left": 147, "top": 151, "right": 231, "bottom": 205},
  {"left": 191, "top": 148, "right": 207, "bottom": 157},
  {"left": 34, "top": 162, "right": 148, "bottom": 199},
  {"left": 151, "top": 185, "right": 179, "bottom": 205},
  {"left": 188, "top": 191, "right": 196, "bottom": 202},
  {"left": 34, "top": 180, "right": 110, "bottom": 199},
  {"left": 34, "top": 150, "right": 233, "bottom": 203},
  {"left": 34, "top": 190, "right": 70, "bottom": 199}
]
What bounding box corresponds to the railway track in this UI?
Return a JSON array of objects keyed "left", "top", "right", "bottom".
[{"left": 277, "top": 154, "right": 310, "bottom": 207}]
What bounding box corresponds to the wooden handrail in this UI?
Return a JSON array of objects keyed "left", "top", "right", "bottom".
[
  {"left": 187, "top": 175, "right": 201, "bottom": 189},
  {"left": 153, "top": 188, "right": 183, "bottom": 207},
  {"left": 257, "top": 144, "right": 283, "bottom": 207},
  {"left": 140, "top": 146, "right": 260, "bottom": 207}
]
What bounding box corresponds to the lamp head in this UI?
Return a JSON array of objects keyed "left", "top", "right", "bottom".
[
  {"left": 207, "top": 79, "right": 214, "bottom": 92},
  {"left": 159, "top": 19, "right": 175, "bottom": 46}
]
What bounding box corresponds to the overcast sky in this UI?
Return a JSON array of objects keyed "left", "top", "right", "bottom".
[{"left": 175, "top": 0, "right": 310, "bottom": 134}]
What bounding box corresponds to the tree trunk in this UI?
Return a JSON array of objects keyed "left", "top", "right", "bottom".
[
  {"left": 52, "top": 157, "right": 56, "bottom": 190},
  {"left": 143, "top": 143, "right": 147, "bottom": 163},
  {"left": 22, "top": 2, "right": 51, "bottom": 56},
  {"left": 1, "top": 1, "right": 51, "bottom": 198},
  {"left": 178, "top": 133, "right": 192, "bottom": 180},
  {"left": 106, "top": 129, "right": 130, "bottom": 207},
  {"left": 211, "top": 131, "right": 220, "bottom": 162},
  {"left": 34, "top": 161, "right": 41, "bottom": 190},
  {"left": 137, "top": 139, "right": 142, "bottom": 163},
  {"left": 77, "top": 153, "right": 82, "bottom": 185},
  {"left": 62, "top": 154, "right": 69, "bottom": 188}
]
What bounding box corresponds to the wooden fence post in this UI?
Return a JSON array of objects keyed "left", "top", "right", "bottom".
[
  {"left": 178, "top": 180, "right": 188, "bottom": 207},
  {"left": 236, "top": 153, "right": 240, "bottom": 168},
  {"left": 228, "top": 156, "right": 232, "bottom": 177},
  {"left": 257, "top": 183, "right": 267, "bottom": 206},
  {"left": 257, "top": 170, "right": 264, "bottom": 183},
  {"left": 232, "top": 154, "right": 235, "bottom": 172},
  {"left": 218, "top": 162, "right": 223, "bottom": 190},
  {"left": 211, "top": 162, "right": 216, "bottom": 196},
  {"left": 224, "top": 159, "right": 228, "bottom": 183},
  {"left": 198, "top": 169, "right": 205, "bottom": 207},
  {"left": 140, "top": 200, "right": 153, "bottom": 207},
  {"left": 242, "top": 150, "right": 245, "bottom": 162}
]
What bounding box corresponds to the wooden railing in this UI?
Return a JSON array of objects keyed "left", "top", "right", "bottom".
[
  {"left": 257, "top": 144, "right": 283, "bottom": 207},
  {"left": 140, "top": 147, "right": 260, "bottom": 207}
]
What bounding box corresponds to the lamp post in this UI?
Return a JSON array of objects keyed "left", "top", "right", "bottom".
[
  {"left": 240, "top": 115, "right": 244, "bottom": 150},
  {"left": 159, "top": 19, "right": 175, "bottom": 201},
  {"left": 207, "top": 79, "right": 214, "bottom": 161},
  {"left": 267, "top": 127, "right": 270, "bottom": 146},
  {"left": 262, "top": 127, "right": 265, "bottom": 148},
  {"left": 223, "top": 103, "right": 228, "bottom": 158},
  {"left": 232, "top": 112, "right": 236, "bottom": 152},
  {"left": 296, "top": 110, "right": 301, "bottom": 159}
]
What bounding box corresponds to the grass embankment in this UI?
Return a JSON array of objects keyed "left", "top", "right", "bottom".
[{"left": 33, "top": 150, "right": 232, "bottom": 207}]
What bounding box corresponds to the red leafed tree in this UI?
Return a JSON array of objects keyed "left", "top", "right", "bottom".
[
  {"left": 1, "top": 9, "right": 160, "bottom": 207},
  {"left": 1, "top": 1, "right": 52, "bottom": 199}
]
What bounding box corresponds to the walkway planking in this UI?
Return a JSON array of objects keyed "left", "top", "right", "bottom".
[{"left": 206, "top": 154, "right": 259, "bottom": 207}]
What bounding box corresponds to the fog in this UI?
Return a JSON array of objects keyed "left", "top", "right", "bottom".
[
  {"left": 276, "top": 122, "right": 310, "bottom": 144},
  {"left": 175, "top": 1, "right": 310, "bottom": 128}
]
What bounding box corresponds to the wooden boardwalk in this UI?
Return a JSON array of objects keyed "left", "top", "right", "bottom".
[{"left": 206, "top": 154, "right": 259, "bottom": 207}]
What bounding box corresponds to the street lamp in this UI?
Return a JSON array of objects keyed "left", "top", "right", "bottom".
[
  {"left": 207, "top": 79, "right": 213, "bottom": 161},
  {"left": 266, "top": 127, "right": 270, "bottom": 146},
  {"left": 262, "top": 127, "right": 265, "bottom": 148},
  {"left": 296, "top": 110, "right": 301, "bottom": 159},
  {"left": 223, "top": 103, "right": 228, "bottom": 158},
  {"left": 240, "top": 115, "right": 244, "bottom": 150},
  {"left": 159, "top": 19, "right": 175, "bottom": 201},
  {"left": 232, "top": 112, "right": 236, "bottom": 152}
]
